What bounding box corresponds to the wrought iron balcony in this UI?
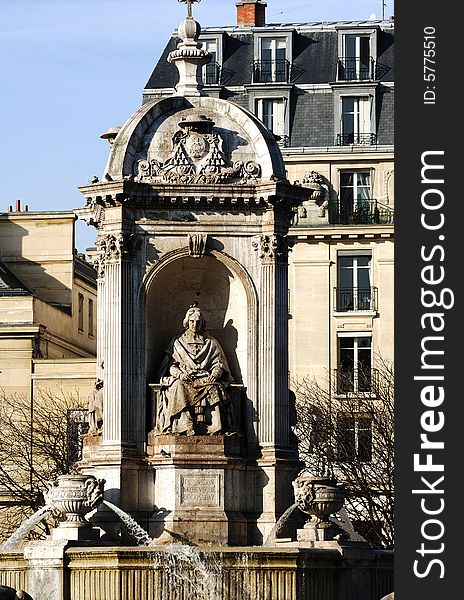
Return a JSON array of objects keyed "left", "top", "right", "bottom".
[
  {"left": 334, "top": 368, "right": 379, "bottom": 394},
  {"left": 204, "top": 61, "right": 221, "bottom": 85},
  {"left": 334, "top": 287, "right": 378, "bottom": 312},
  {"left": 336, "top": 133, "right": 377, "bottom": 146},
  {"left": 253, "top": 59, "right": 291, "bottom": 83},
  {"left": 330, "top": 200, "right": 394, "bottom": 225},
  {"left": 337, "top": 57, "right": 375, "bottom": 81}
]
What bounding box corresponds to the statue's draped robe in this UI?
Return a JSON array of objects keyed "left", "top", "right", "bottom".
[{"left": 155, "top": 332, "right": 234, "bottom": 434}]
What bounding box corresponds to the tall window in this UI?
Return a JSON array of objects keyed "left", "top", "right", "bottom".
[
  {"left": 88, "top": 298, "right": 94, "bottom": 337},
  {"left": 336, "top": 414, "right": 372, "bottom": 461},
  {"left": 337, "top": 335, "right": 372, "bottom": 393},
  {"left": 203, "top": 40, "right": 220, "bottom": 84},
  {"left": 340, "top": 96, "right": 373, "bottom": 145},
  {"left": 337, "top": 254, "right": 372, "bottom": 311},
  {"left": 342, "top": 35, "right": 371, "bottom": 80},
  {"left": 78, "top": 293, "right": 84, "bottom": 332},
  {"left": 256, "top": 98, "right": 285, "bottom": 137},
  {"left": 337, "top": 171, "right": 371, "bottom": 223},
  {"left": 256, "top": 38, "right": 287, "bottom": 82}
]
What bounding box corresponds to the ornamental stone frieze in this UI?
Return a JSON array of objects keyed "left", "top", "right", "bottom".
[
  {"left": 252, "top": 234, "right": 288, "bottom": 264},
  {"left": 134, "top": 115, "right": 261, "bottom": 185}
]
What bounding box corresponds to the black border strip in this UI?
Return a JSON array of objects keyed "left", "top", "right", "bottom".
[{"left": 396, "top": 1, "right": 461, "bottom": 596}]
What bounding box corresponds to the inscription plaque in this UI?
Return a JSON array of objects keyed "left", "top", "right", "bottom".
[{"left": 179, "top": 473, "right": 221, "bottom": 508}]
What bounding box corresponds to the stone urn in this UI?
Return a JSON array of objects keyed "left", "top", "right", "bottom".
[
  {"left": 44, "top": 474, "right": 105, "bottom": 528},
  {"left": 292, "top": 472, "right": 345, "bottom": 525}
]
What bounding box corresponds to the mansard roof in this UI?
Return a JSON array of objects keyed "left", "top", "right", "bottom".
[{"left": 144, "top": 19, "right": 394, "bottom": 91}]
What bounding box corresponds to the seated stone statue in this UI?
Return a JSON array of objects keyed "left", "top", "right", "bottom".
[{"left": 154, "top": 304, "right": 235, "bottom": 435}]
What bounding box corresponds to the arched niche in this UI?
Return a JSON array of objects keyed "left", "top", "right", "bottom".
[{"left": 144, "top": 251, "right": 255, "bottom": 391}]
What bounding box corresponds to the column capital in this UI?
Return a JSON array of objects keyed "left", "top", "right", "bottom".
[
  {"left": 94, "top": 233, "right": 142, "bottom": 279},
  {"left": 252, "top": 233, "right": 288, "bottom": 264}
]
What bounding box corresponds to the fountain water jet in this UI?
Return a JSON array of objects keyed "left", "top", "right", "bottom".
[
  {"left": 153, "top": 543, "right": 220, "bottom": 600},
  {"left": 102, "top": 500, "right": 152, "bottom": 546},
  {"left": 264, "top": 502, "right": 299, "bottom": 545},
  {"left": 0, "top": 505, "right": 51, "bottom": 551}
]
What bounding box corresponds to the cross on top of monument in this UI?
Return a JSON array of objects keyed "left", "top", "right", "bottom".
[{"left": 178, "top": 0, "right": 201, "bottom": 19}]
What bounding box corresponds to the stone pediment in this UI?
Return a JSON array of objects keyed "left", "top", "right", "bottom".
[{"left": 102, "top": 96, "right": 286, "bottom": 185}]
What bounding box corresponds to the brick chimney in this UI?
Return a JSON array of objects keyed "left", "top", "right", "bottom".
[{"left": 236, "top": 1, "right": 267, "bottom": 27}]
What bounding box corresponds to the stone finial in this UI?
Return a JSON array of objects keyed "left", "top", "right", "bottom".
[
  {"left": 168, "top": 0, "right": 211, "bottom": 97},
  {"left": 178, "top": 0, "right": 200, "bottom": 18}
]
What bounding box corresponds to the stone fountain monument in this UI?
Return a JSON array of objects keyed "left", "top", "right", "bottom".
[
  {"left": 76, "top": 0, "right": 307, "bottom": 547},
  {"left": 0, "top": 2, "right": 393, "bottom": 598}
]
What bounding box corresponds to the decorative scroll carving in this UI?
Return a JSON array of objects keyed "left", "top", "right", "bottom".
[
  {"left": 188, "top": 233, "right": 207, "bottom": 258},
  {"left": 135, "top": 115, "right": 261, "bottom": 185},
  {"left": 252, "top": 234, "right": 288, "bottom": 263}
]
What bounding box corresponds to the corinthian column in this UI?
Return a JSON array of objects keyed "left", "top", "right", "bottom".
[
  {"left": 254, "top": 233, "right": 290, "bottom": 451},
  {"left": 94, "top": 232, "right": 140, "bottom": 448}
]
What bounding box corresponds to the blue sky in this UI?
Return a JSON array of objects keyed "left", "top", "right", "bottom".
[{"left": 0, "top": 0, "right": 394, "bottom": 252}]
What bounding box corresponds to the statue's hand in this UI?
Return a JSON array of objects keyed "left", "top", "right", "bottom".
[
  {"left": 206, "top": 373, "right": 217, "bottom": 383},
  {"left": 180, "top": 372, "right": 191, "bottom": 382}
]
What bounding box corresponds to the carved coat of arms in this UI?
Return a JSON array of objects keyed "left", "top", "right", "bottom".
[{"left": 135, "top": 115, "right": 261, "bottom": 185}]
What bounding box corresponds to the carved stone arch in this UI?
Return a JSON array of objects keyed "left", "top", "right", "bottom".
[{"left": 142, "top": 247, "right": 258, "bottom": 405}]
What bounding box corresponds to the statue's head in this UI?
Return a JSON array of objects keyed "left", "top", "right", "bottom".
[{"left": 183, "top": 303, "right": 206, "bottom": 334}]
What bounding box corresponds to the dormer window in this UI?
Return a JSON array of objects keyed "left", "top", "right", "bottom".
[
  {"left": 253, "top": 32, "right": 293, "bottom": 83},
  {"left": 259, "top": 38, "right": 287, "bottom": 82},
  {"left": 255, "top": 97, "right": 286, "bottom": 137},
  {"left": 338, "top": 96, "right": 375, "bottom": 145},
  {"left": 203, "top": 40, "right": 220, "bottom": 84},
  {"left": 337, "top": 28, "right": 378, "bottom": 81},
  {"left": 200, "top": 35, "right": 223, "bottom": 85}
]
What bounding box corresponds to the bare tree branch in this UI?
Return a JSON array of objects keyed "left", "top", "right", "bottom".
[
  {"left": 0, "top": 388, "right": 88, "bottom": 542},
  {"left": 292, "top": 357, "right": 394, "bottom": 548}
]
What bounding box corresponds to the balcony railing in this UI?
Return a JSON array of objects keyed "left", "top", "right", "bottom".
[
  {"left": 330, "top": 200, "right": 394, "bottom": 225},
  {"left": 334, "top": 287, "right": 378, "bottom": 312},
  {"left": 334, "top": 368, "right": 379, "bottom": 394},
  {"left": 253, "top": 59, "right": 291, "bottom": 83},
  {"left": 336, "top": 133, "right": 377, "bottom": 146},
  {"left": 337, "top": 57, "right": 376, "bottom": 81},
  {"left": 204, "top": 61, "right": 221, "bottom": 85}
]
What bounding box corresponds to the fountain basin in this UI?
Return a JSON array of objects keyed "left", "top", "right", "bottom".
[{"left": 0, "top": 545, "right": 393, "bottom": 600}]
